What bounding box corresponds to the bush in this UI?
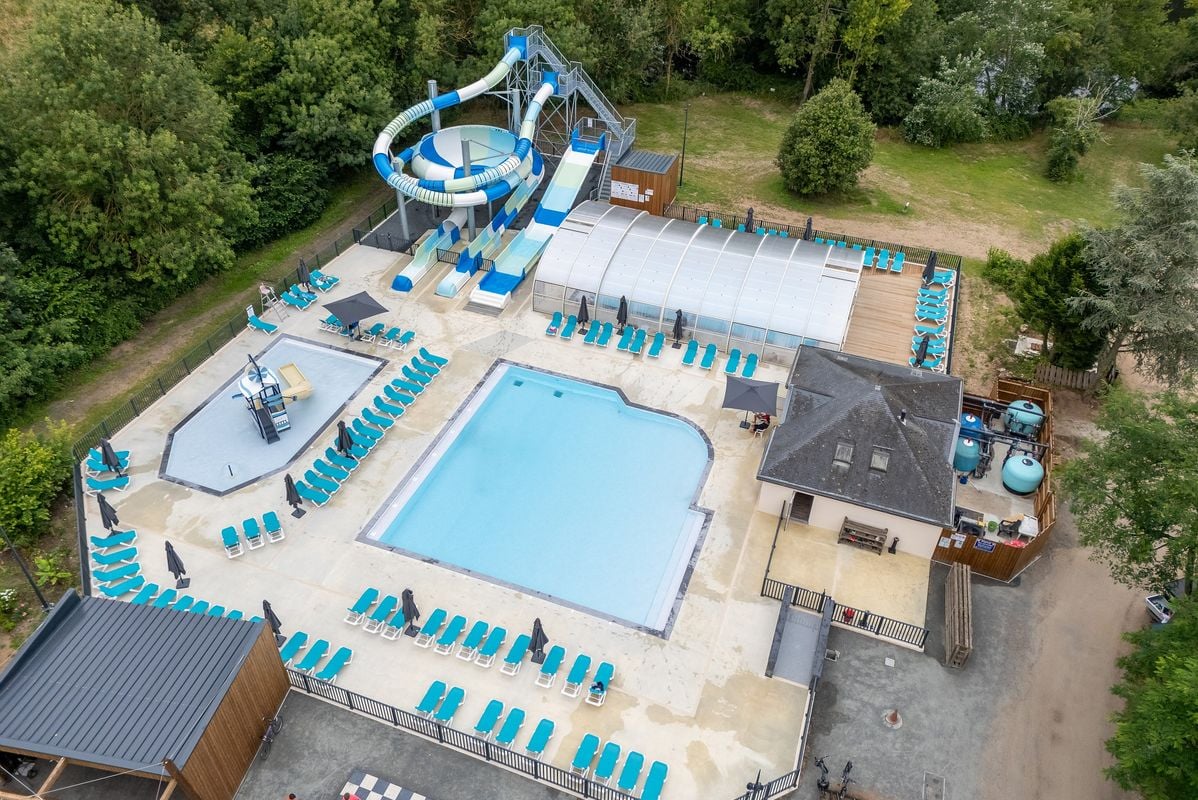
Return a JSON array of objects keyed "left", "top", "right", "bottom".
[
  {"left": 902, "top": 54, "right": 989, "bottom": 147},
  {"left": 242, "top": 154, "right": 331, "bottom": 247},
  {"left": 33, "top": 548, "right": 73, "bottom": 588},
  {"left": 776, "top": 79, "right": 876, "bottom": 196},
  {"left": 0, "top": 424, "right": 73, "bottom": 546},
  {"left": 0, "top": 588, "right": 29, "bottom": 633},
  {"left": 982, "top": 247, "right": 1028, "bottom": 292}
]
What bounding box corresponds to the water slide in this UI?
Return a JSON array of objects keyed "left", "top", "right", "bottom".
[
  {"left": 468, "top": 132, "right": 605, "bottom": 309},
  {"left": 392, "top": 208, "right": 466, "bottom": 292},
  {"left": 435, "top": 161, "right": 542, "bottom": 297}
]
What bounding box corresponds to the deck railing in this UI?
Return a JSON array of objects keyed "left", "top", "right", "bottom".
[{"left": 286, "top": 669, "right": 637, "bottom": 800}]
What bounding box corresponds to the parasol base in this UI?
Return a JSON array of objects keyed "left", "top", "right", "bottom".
[
  {"left": 404, "top": 625, "right": 420, "bottom": 638},
  {"left": 672, "top": 342, "right": 682, "bottom": 349},
  {"left": 175, "top": 578, "right": 191, "bottom": 590},
  {"left": 740, "top": 420, "right": 751, "bottom": 429},
  {"left": 291, "top": 508, "right": 306, "bottom": 518},
  {"left": 531, "top": 650, "right": 547, "bottom": 665}
]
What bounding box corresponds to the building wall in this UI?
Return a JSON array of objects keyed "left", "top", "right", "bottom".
[
  {"left": 755, "top": 482, "right": 944, "bottom": 559},
  {"left": 181, "top": 625, "right": 288, "bottom": 800},
  {"left": 609, "top": 160, "right": 679, "bottom": 217}
]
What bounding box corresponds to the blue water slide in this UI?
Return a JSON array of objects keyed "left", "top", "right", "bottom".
[
  {"left": 391, "top": 208, "right": 467, "bottom": 292},
  {"left": 373, "top": 49, "right": 557, "bottom": 208}
]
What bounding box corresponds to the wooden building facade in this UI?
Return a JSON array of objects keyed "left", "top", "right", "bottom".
[{"left": 608, "top": 149, "right": 679, "bottom": 217}]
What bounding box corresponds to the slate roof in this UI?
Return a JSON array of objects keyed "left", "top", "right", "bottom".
[
  {"left": 0, "top": 590, "right": 262, "bottom": 774},
  {"left": 758, "top": 348, "right": 962, "bottom": 527},
  {"left": 616, "top": 149, "right": 677, "bottom": 174}
]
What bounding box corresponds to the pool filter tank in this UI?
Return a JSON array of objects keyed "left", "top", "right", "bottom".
[
  {"left": 1004, "top": 400, "right": 1044, "bottom": 438},
  {"left": 959, "top": 413, "right": 985, "bottom": 434},
  {"left": 954, "top": 437, "right": 982, "bottom": 473},
  {"left": 1002, "top": 453, "right": 1045, "bottom": 495}
]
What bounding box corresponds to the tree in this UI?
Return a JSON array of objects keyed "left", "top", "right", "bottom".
[
  {"left": 902, "top": 53, "right": 989, "bottom": 147},
  {"left": 1011, "top": 234, "right": 1106, "bottom": 369},
  {"left": 776, "top": 79, "right": 876, "bottom": 195},
  {"left": 764, "top": 0, "right": 840, "bottom": 101},
  {"left": 0, "top": 424, "right": 73, "bottom": 546},
  {"left": 946, "top": 0, "right": 1053, "bottom": 122},
  {"left": 0, "top": 0, "right": 255, "bottom": 288},
  {"left": 855, "top": 0, "right": 944, "bottom": 123},
  {"left": 1069, "top": 154, "right": 1198, "bottom": 386},
  {"left": 1106, "top": 596, "right": 1198, "bottom": 799},
  {"left": 1043, "top": 93, "right": 1105, "bottom": 182},
  {"left": 840, "top": 0, "right": 911, "bottom": 84},
  {"left": 1060, "top": 388, "right": 1198, "bottom": 599}
]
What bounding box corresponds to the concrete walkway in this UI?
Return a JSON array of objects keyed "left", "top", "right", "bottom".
[{"left": 237, "top": 692, "right": 572, "bottom": 800}]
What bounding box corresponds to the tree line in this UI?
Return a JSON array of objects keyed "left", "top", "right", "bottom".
[{"left": 4, "top": 0, "right": 1198, "bottom": 428}]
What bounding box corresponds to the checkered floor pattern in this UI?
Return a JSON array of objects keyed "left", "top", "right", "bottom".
[{"left": 341, "top": 769, "right": 428, "bottom": 800}]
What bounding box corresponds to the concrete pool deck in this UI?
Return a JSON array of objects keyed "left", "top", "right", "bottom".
[{"left": 86, "top": 243, "right": 813, "bottom": 798}]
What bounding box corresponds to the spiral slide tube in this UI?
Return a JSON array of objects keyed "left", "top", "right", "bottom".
[{"left": 373, "top": 46, "right": 557, "bottom": 208}]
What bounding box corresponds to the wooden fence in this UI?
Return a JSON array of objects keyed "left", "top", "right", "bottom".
[
  {"left": 1034, "top": 363, "right": 1099, "bottom": 392},
  {"left": 944, "top": 564, "right": 973, "bottom": 668}
]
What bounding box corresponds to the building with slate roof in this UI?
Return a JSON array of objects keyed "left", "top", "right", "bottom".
[
  {"left": 756, "top": 347, "right": 963, "bottom": 558},
  {"left": 0, "top": 589, "right": 287, "bottom": 800}
]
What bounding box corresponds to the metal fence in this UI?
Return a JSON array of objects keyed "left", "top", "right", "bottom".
[
  {"left": 70, "top": 197, "right": 398, "bottom": 462},
  {"left": 436, "top": 248, "right": 495, "bottom": 272},
  {"left": 663, "top": 204, "right": 965, "bottom": 271},
  {"left": 761, "top": 577, "right": 928, "bottom": 650},
  {"left": 286, "top": 669, "right": 636, "bottom": 800},
  {"left": 353, "top": 196, "right": 415, "bottom": 252}
]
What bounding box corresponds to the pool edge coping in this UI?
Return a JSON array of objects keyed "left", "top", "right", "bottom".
[{"left": 355, "top": 358, "right": 716, "bottom": 640}]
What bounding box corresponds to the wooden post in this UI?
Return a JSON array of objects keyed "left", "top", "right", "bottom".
[
  {"left": 34, "top": 757, "right": 68, "bottom": 795},
  {"left": 163, "top": 758, "right": 202, "bottom": 800}
]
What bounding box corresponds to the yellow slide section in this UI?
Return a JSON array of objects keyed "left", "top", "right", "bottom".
[{"left": 277, "top": 363, "right": 313, "bottom": 401}]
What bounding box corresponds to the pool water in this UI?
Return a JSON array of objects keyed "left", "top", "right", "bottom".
[{"left": 368, "top": 364, "right": 710, "bottom": 632}]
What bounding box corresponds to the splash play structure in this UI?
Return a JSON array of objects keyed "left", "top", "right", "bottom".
[{"left": 372, "top": 26, "right": 635, "bottom": 310}]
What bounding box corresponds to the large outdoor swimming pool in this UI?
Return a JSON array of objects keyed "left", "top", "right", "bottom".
[{"left": 365, "top": 363, "right": 710, "bottom": 633}]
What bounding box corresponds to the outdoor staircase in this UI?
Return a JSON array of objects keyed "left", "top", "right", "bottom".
[{"left": 254, "top": 407, "right": 280, "bottom": 443}]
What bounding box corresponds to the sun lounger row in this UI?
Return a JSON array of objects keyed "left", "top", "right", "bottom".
[
  {"left": 679, "top": 339, "right": 718, "bottom": 370},
  {"left": 363, "top": 323, "right": 416, "bottom": 350},
  {"left": 861, "top": 246, "right": 905, "bottom": 273},
  {"left": 571, "top": 734, "right": 669, "bottom": 797},
  {"left": 343, "top": 589, "right": 417, "bottom": 640},
  {"left": 415, "top": 682, "right": 557, "bottom": 756},
  {"left": 308, "top": 270, "right": 340, "bottom": 292},
  {"left": 221, "top": 512, "right": 284, "bottom": 558},
  {"left": 278, "top": 631, "right": 354, "bottom": 682},
  {"left": 90, "top": 529, "right": 136, "bottom": 550}
]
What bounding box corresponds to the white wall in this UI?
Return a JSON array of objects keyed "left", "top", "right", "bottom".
[
  {"left": 756, "top": 481, "right": 945, "bottom": 558},
  {"left": 807, "top": 495, "right": 944, "bottom": 559},
  {"left": 756, "top": 482, "right": 793, "bottom": 515}
]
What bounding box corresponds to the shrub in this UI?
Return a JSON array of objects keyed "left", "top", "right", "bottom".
[
  {"left": 33, "top": 548, "right": 73, "bottom": 588},
  {"left": 242, "top": 154, "right": 330, "bottom": 246},
  {"left": 0, "top": 423, "right": 73, "bottom": 546},
  {"left": 982, "top": 247, "right": 1028, "bottom": 292},
  {"left": 776, "top": 79, "right": 876, "bottom": 196},
  {"left": 902, "top": 54, "right": 989, "bottom": 148},
  {"left": 0, "top": 588, "right": 29, "bottom": 633}
]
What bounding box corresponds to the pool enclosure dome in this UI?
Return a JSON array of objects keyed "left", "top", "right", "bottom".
[{"left": 533, "top": 201, "right": 866, "bottom": 362}]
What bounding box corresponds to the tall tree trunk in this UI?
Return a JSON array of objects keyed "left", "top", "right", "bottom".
[
  {"left": 802, "top": 0, "right": 834, "bottom": 102},
  {"left": 1091, "top": 327, "right": 1128, "bottom": 396}
]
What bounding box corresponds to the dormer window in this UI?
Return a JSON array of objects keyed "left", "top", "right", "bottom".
[
  {"left": 833, "top": 441, "right": 854, "bottom": 472},
  {"left": 870, "top": 448, "right": 891, "bottom": 473}
]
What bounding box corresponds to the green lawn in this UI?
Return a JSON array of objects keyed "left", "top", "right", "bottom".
[{"left": 624, "top": 93, "right": 1175, "bottom": 246}]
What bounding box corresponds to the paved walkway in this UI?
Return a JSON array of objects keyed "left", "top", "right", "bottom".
[{"left": 237, "top": 692, "right": 572, "bottom": 800}]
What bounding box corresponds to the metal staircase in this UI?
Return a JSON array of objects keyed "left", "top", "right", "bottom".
[{"left": 504, "top": 26, "right": 636, "bottom": 177}]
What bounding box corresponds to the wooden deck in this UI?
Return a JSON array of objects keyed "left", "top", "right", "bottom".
[{"left": 842, "top": 266, "right": 946, "bottom": 367}]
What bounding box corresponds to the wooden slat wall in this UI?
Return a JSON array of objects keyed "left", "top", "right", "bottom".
[
  {"left": 181, "top": 626, "right": 288, "bottom": 800},
  {"left": 609, "top": 160, "right": 679, "bottom": 217}
]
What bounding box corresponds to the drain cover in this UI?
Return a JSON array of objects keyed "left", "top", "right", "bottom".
[
  {"left": 824, "top": 649, "right": 840, "bottom": 661},
  {"left": 923, "top": 772, "right": 946, "bottom": 800}
]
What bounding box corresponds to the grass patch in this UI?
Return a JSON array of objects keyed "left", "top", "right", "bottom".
[
  {"left": 623, "top": 93, "right": 1175, "bottom": 243},
  {"left": 16, "top": 168, "right": 389, "bottom": 433}
]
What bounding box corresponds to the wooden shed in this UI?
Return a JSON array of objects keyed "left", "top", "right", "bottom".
[
  {"left": 0, "top": 590, "right": 288, "bottom": 800},
  {"left": 609, "top": 149, "right": 679, "bottom": 217}
]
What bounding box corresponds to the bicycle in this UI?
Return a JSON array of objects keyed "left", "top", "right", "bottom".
[
  {"left": 259, "top": 715, "right": 284, "bottom": 760},
  {"left": 836, "top": 760, "right": 854, "bottom": 800}
]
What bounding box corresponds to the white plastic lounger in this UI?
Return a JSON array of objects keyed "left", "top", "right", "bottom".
[{"left": 344, "top": 588, "right": 380, "bottom": 625}]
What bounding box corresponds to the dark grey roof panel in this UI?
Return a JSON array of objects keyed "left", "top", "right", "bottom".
[
  {"left": 759, "top": 348, "right": 962, "bottom": 526},
  {"left": 0, "top": 591, "right": 261, "bottom": 774},
  {"left": 617, "top": 149, "right": 677, "bottom": 174}
]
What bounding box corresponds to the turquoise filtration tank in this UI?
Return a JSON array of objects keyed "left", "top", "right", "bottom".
[
  {"left": 1002, "top": 453, "right": 1044, "bottom": 495},
  {"left": 954, "top": 437, "right": 981, "bottom": 473},
  {"left": 1004, "top": 400, "right": 1044, "bottom": 437},
  {"left": 960, "top": 413, "right": 985, "bottom": 434}
]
